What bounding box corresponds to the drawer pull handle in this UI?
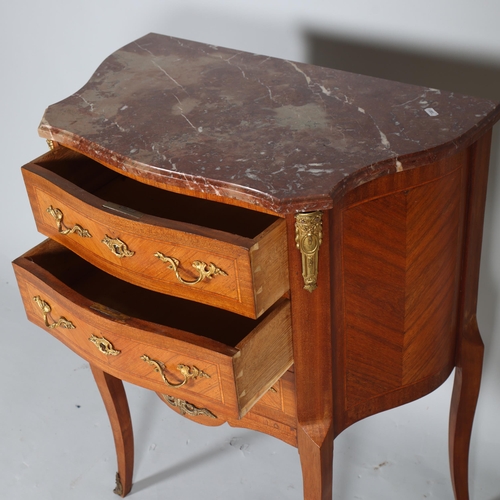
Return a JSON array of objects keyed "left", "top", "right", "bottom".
[
  {"left": 141, "top": 355, "right": 210, "bottom": 388},
  {"left": 102, "top": 235, "right": 135, "bottom": 258},
  {"left": 33, "top": 295, "right": 76, "bottom": 330},
  {"left": 89, "top": 335, "right": 121, "bottom": 356},
  {"left": 154, "top": 252, "right": 227, "bottom": 286},
  {"left": 46, "top": 206, "right": 92, "bottom": 238},
  {"left": 162, "top": 394, "right": 217, "bottom": 419}
]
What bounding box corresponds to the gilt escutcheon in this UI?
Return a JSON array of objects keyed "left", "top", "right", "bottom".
[
  {"left": 295, "top": 211, "right": 323, "bottom": 292},
  {"left": 162, "top": 394, "right": 217, "bottom": 419},
  {"left": 102, "top": 235, "right": 135, "bottom": 258}
]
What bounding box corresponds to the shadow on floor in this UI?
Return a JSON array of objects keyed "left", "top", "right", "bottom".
[{"left": 130, "top": 429, "right": 260, "bottom": 495}]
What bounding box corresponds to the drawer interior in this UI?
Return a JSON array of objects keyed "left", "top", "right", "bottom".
[
  {"left": 32, "top": 147, "right": 278, "bottom": 238},
  {"left": 25, "top": 240, "right": 270, "bottom": 348}
]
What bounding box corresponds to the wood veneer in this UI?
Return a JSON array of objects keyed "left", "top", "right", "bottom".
[
  {"left": 13, "top": 33, "right": 500, "bottom": 500},
  {"left": 13, "top": 240, "right": 293, "bottom": 420},
  {"left": 22, "top": 147, "right": 289, "bottom": 318}
]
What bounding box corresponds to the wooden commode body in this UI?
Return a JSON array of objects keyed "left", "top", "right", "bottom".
[{"left": 13, "top": 33, "right": 500, "bottom": 499}]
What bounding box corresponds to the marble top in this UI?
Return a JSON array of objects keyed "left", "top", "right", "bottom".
[{"left": 39, "top": 33, "right": 500, "bottom": 214}]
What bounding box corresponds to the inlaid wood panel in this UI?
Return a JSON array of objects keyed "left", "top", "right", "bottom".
[
  {"left": 341, "top": 153, "right": 467, "bottom": 422},
  {"left": 10, "top": 30, "right": 500, "bottom": 500},
  {"left": 402, "top": 166, "right": 465, "bottom": 385},
  {"left": 22, "top": 147, "right": 289, "bottom": 319},
  {"left": 13, "top": 240, "right": 293, "bottom": 419}
]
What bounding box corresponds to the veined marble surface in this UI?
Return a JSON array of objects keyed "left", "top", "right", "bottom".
[{"left": 39, "top": 33, "right": 500, "bottom": 213}]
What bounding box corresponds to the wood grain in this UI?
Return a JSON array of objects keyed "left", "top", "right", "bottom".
[
  {"left": 15, "top": 134, "right": 495, "bottom": 499},
  {"left": 90, "top": 365, "right": 134, "bottom": 497},
  {"left": 234, "top": 301, "right": 293, "bottom": 416},
  {"left": 338, "top": 150, "right": 469, "bottom": 428},
  {"left": 22, "top": 148, "right": 288, "bottom": 318},
  {"left": 14, "top": 33, "right": 500, "bottom": 500},
  {"left": 449, "top": 131, "right": 492, "bottom": 500},
  {"left": 13, "top": 240, "right": 292, "bottom": 420},
  {"left": 249, "top": 217, "right": 289, "bottom": 318},
  {"left": 286, "top": 211, "right": 334, "bottom": 500}
]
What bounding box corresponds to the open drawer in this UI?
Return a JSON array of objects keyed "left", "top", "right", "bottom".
[
  {"left": 13, "top": 240, "right": 293, "bottom": 419},
  {"left": 22, "top": 147, "right": 288, "bottom": 318}
]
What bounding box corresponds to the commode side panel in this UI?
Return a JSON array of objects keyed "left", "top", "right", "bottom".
[{"left": 339, "top": 152, "right": 467, "bottom": 426}]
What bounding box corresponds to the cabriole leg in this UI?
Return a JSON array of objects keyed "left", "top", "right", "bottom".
[
  {"left": 90, "top": 364, "right": 134, "bottom": 497},
  {"left": 449, "top": 318, "right": 484, "bottom": 500}
]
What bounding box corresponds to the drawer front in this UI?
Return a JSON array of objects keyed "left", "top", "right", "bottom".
[
  {"left": 22, "top": 280, "right": 228, "bottom": 407},
  {"left": 13, "top": 242, "right": 293, "bottom": 419},
  {"left": 23, "top": 158, "right": 289, "bottom": 319}
]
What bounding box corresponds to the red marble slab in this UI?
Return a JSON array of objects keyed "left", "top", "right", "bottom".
[{"left": 39, "top": 33, "right": 500, "bottom": 214}]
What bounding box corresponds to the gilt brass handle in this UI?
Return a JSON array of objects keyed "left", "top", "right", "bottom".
[
  {"left": 161, "top": 394, "right": 217, "bottom": 419},
  {"left": 141, "top": 355, "right": 210, "bottom": 388},
  {"left": 89, "top": 335, "right": 121, "bottom": 356},
  {"left": 33, "top": 295, "right": 76, "bottom": 329},
  {"left": 102, "top": 235, "right": 135, "bottom": 258},
  {"left": 46, "top": 206, "right": 92, "bottom": 238},
  {"left": 154, "top": 252, "right": 227, "bottom": 286}
]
